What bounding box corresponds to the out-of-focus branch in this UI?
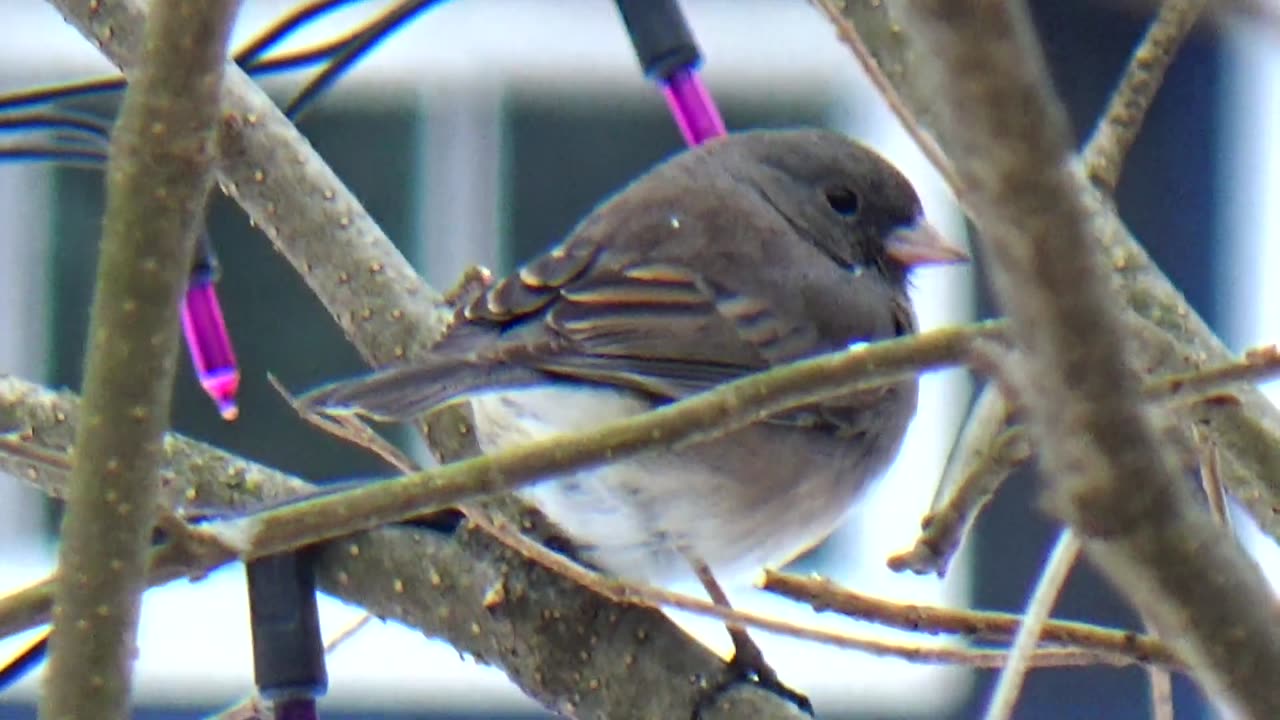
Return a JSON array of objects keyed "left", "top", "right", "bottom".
[
  {"left": 892, "top": 338, "right": 1280, "bottom": 575},
  {"left": 888, "top": 389, "right": 1028, "bottom": 575},
  {"left": 1084, "top": 0, "right": 1209, "bottom": 193},
  {"left": 38, "top": 3, "right": 239, "bottom": 718},
  {"left": 811, "top": 0, "right": 959, "bottom": 191},
  {"left": 897, "top": 2, "right": 1280, "bottom": 716},
  {"left": 983, "top": 530, "right": 1083, "bottom": 720},
  {"left": 828, "top": 0, "right": 1280, "bottom": 569}
]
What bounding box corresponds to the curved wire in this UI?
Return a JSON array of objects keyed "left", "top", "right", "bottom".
[
  {"left": 0, "top": 631, "right": 49, "bottom": 692},
  {"left": 0, "top": 144, "right": 107, "bottom": 168},
  {"left": 0, "top": 0, "right": 371, "bottom": 114},
  {"left": 0, "top": 110, "right": 110, "bottom": 142},
  {"left": 234, "top": 0, "right": 363, "bottom": 65},
  {"left": 282, "top": 0, "right": 441, "bottom": 119}
]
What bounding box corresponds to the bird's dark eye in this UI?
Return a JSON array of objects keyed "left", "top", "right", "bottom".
[{"left": 825, "top": 188, "right": 860, "bottom": 217}]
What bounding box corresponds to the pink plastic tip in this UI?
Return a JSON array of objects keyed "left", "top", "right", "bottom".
[
  {"left": 661, "top": 67, "right": 727, "bottom": 146},
  {"left": 218, "top": 401, "right": 240, "bottom": 422},
  {"left": 201, "top": 367, "right": 242, "bottom": 422},
  {"left": 181, "top": 281, "right": 241, "bottom": 422}
]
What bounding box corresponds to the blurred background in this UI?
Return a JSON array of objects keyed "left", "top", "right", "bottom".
[{"left": 0, "top": 0, "right": 1274, "bottom": 717}]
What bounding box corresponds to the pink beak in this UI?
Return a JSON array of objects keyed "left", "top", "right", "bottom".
[{"left": 884, "top": 220, "right": 970, "bottom": 267}]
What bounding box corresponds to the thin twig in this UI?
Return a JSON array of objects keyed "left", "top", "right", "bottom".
[
  {"left": 324, "top": 613, "right": 374, "bottom": 653},
  {"left": 205, "top": 611, "right": 373, "bottom": 720},
  {"left": 268, "top": 373, "right": 421, "bottom": 471},
  {"left": 1194, "top": 424, "right": 1231, "bottom": 530},
  {"left": 891, "top": 342, "right": 1280, "bottom": 575},
  {"left": 0, "top": 576, "right": 55, "bottom": 640},
  {"left": 1149, "top": 344, "right": 1280, "bottom": 405},
  {"left": 984, "top": 530, "right": 1083, "bottom": 720},
  {"left": 466, "top": 514, "right": 1131, "bottom": 670},
  {"left": 888, "top": 424, "right": 1030, "bottom": 576},
  {"left": 214, "top": 322, "right": 1003, "bottom": 560},
  {"left": 1083, "top": 0, "right": 1210, "bottom": 192},
  {"left": 810, "top": 0, "right": 960, "bottom": 190},
  {"left": 1144, "top": 611, "right": 1176, "bottom": 720},
  {"left": 760, "top": 571, "right": 1180, "bottom": 669}
]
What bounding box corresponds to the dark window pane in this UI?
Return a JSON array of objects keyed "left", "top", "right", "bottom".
[{"left": 47, "top": 106, "right": 420, "bottom": 484}]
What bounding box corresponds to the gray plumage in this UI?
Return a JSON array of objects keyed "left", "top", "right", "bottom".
[{"left": 302, "top": 128, "right": 965, "bottom": 582}]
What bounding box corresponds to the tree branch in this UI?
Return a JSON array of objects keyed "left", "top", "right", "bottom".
[
  {"left": 2, "top": 375, "right": 1178, "bottom": 681},
  {"left": 1084, "top": 0, "right": 1209, "bottom": 193},
  {"left": 38, "top": 3, "right": 239, "bottom": 718},
  {"left": 760, "top": 571, "right": 1181, "bottom": 669},
  {"left": 984, "top": 530, "right": 1083, "bottom": 720},
  {"left": 829, "top": 0, "right": 1280, "bottom": 568},
  {"left": 37, "top": 1, "right": 822, "bottom": 716},
  {"left": 46, "top": 0, "right": 449, "bottom": 367},
  {"left": 222, "top": 322, "right": 1000, "bottom": 560},
  {"left": 892, "top": 337, "right": 1280, "bottom": 575},
  {"left": 897, "top": 2, "right": 1280, "bottom": 716},
  {"left": 0, "top": 376, "right": 767, "bottom": 718}
]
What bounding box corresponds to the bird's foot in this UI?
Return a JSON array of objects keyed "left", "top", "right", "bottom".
[
  {"left": 721, "top": 628, "right": 814, "bottom": 716},
  {"left": 685, "top": 554, "right": 813, "bottom": 717}
]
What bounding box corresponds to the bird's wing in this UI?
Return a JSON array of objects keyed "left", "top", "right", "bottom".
[
  {"left": 461, "top": 231, "right": 824, "bottom": 400},
  {"left": 301, "top": 230, "right": 831, "bottom": 422}
]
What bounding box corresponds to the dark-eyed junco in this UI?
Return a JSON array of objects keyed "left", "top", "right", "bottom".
[{"left": 302, "top": 128, "right": 966, "bottom": 584}]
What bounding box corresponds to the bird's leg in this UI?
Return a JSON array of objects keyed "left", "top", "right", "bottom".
[
  {"left": 686, "top": 556, "right": 778, "bottom": 684},
  {"left": 684, "top": 554, "right": 811, "bottom": 715}
]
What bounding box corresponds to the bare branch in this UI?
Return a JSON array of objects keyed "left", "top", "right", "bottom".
[
  {"left": 0, "top": 376, "right": 783, "bottom": 718},
  {"left": 468, "top": 512, "right": 1141, "bottom": 671},
  {"left": 811, "top": 0, "right": 959, "bottom": 190},
  {"left": 984, "top": 530, "right": 1083, "bottom": 720},
  {"left": 37, "top": 1, "right": 815, "bottom": 715},
  {"left": 760, "top": 571, "right": 1181, "bottom": 669},
  {"left": 1194, "top": 424, "right": 1232, "bottom": 530},
  {"left": 892, "top": 341, "right": 1280, "bottom": 575},
  {"left": 1084, "top": 0, "right": 1210, "bottom": 193},
  {"left": 897, "top": 2, "right": 1280, "bottom": 715},
  {"left": 37, "top": 3, "right": 239, "bottom": 717},
  {"left": 836, "top": 0, "right": 1280, "bottom": 563},
  {"left": 219, "top": 322, "right": 1001, "bottom": 560},
  {"left": 47, "top": 0, "right": 449, "bottom": 367}
]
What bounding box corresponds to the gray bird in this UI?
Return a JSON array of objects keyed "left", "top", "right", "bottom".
[{"left": 302, "top": 128, "right": 966, "bottom": 584}]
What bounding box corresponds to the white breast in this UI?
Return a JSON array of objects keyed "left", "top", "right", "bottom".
[{"left": 469, "top": 385, "right": 870, "bottom": 585}]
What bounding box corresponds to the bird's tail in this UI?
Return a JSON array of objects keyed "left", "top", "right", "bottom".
[{"left": 298, "top": 357, "right": 547, "bottom": 422}]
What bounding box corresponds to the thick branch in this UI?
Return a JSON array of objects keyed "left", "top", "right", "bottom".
[
  {"left": 898, "top": 2, "right": 1280, "bottom": 716},
  {"left": 38, "top": 3, "right": 239, "bottom": 719},
  {"left": 0, "top": 377, "right": 759, "bottom": 718},
  {"left": 1, "top": 378, "right": 1181, "bottom": 679}
]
